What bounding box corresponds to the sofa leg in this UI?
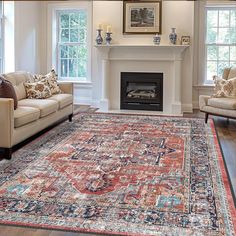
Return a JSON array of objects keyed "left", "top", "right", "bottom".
[
  {"left": 0, "top": 148, "right": 12, "bottom": 160},
  {"left": 205, "top": 113, "right": 209, "bottom": 124},
  {"left": 69, "top": 114, "right": 73, "bottom": 122},
  {"left": 227, "top": 118, "right": 230, "bottom": 124}
]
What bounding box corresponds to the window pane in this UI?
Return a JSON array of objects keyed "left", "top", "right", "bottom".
[
  {"left": 69, "top": 45, "right": 78, "bottom": 58},
  {"left": 78, "top": 60, "right": 86, "bottom": 77},
  {"left": 229, "top": 27, "right": 236, "bottom": 44},
  {"left": 218, "top": 61, "right": 229, "bottom": 75},
  {"left": 70, "top": 29, "right": 79, "bottom": 42},
  {"left": 230, "top": 61, "right": 236, "bottom": 67},
  {"left": 78, "top": 29, "right": 86, "bottom": 43},
  {"left": 78, "top": 45, "right": 87, "bottom": 59},
  {"left": 206, "top": 27, "right": 217, "bottom": 43},
  {"left": 219, "top": 46, "right": 229, "bottom": 61},
  {"left": 207, "top": 61, "right": 217, "bottom": 80},
  {"left": 79, "top": 12, "right": 87, "bottom": 27},
  {"left": 207, "top": 45, "right": 217, "bottom": 60},
  {"left": 230, "top": 10, "right": 236, "bottom": 27},
  {"left": 218, "top": 28, "right": 230, "bottom": 44},
  {"left": 70, "top": 13, "right": 79, "bottom": 28},
  {"left": 60, "top": 14, "right": 69, "bottom": 28},
  {"left": 61, "top": 59, "right": 68, "bottom": 77},
  {"left": 230, "top": 46, "right": 236, "bottom": 61},
  {"left": 207, "top": 10, "right": 218, "bottom": 27},
  {"left": 219, "top": 10, "right": 230, "bottom": 27},
  {"left": 69, "top": 59, "right": 78, "bottom": 77},
  {"left": 60, "top": 45, "right": 68, "bottom": 59},
  {"left": 60, "top": 29, "right": 69, "bottom": 42}
]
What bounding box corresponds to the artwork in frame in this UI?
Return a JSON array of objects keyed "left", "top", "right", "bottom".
[
  {"left": 123, "top": 0, "right": 162, "bottom": 34},
  {"left": 181, "top": 36, "right": 191, "bottom": 45}
]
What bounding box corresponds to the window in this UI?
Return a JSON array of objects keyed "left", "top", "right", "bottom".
[
  {"left": 205, "top": 7, "right": 236, "bottom": 82},
  {"left": 57, "top": 10, "right": 89, "bottom": 82}
]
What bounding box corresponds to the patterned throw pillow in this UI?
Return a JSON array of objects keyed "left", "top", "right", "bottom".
[
  {"left": 24, "top": 81, "right": 52, "bottom": 99},
  {"left": 212, "top": 77, "right": 236, "bottom": 98},
  {"left": 34, "top": 69, "right": 61, "bottom": 95}
]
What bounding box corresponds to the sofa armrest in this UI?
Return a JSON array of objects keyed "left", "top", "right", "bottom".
[
  {"left": 58, "top": 82, "right": 74, "bottom": 95},
  {"left": 0, "top": 98, "right": 14, "bottom": 148},
  {"left": 199, "top": 95, "right": 210, "bottom": 110}
]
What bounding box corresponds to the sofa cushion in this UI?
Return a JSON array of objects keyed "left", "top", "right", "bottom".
[
  {"left": 24, "top": 81, "right": 52, "bottom": 99},
  {"left": 14, "top": 106, "right": 40, "bottom": 128},
  {"left": 0, "top": 76, "right": 18, "bottom": 109},
  {"left": 208, "top": 97, "right": 236, "bottom": 110},
  {"left": 48, "top": 94, "right": 73, "bottom": 109},
  {"left": 18, "top": 99, "right": 59, "bottom": 117},
  {"left": 3, "top": 72, "right": 34, "bottom": 100},
  {"left": 228, "top": 67, "right": 236, "bottom": 79}
]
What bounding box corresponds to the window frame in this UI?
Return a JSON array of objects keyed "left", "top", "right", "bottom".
[
  {"left": 0, "top": 1, "right": 4, "bottom": 73},
  {"left": 48, "top": 2, "right": 92, "bottom": 83},
  {"left": 204, "top": 6, "right": 236, "bottom": 84}
]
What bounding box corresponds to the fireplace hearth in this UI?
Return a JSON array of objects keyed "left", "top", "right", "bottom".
[{"left": 120, "top": 72, "right": 163, "bottom": 111}]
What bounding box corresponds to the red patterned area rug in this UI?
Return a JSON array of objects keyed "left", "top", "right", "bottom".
[{"left": 0, "top": 113, "right": 235, "bottom": 236}]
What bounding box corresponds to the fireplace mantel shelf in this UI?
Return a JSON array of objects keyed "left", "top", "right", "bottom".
[{"left": 95, "top": 44, "right": 189, "bottom": 49}]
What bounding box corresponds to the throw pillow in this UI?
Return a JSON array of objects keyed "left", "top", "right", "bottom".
[
  {"left": 0, "top": 76, "right": 18, "bottom": 109},
  {"left": 212, "top": 77, "right": 236, "bottom": 98},
  {"left": 34, "top": 69, "right": 62, "bottom": 95},
  {"left": 228, "top": 67, "right": 236, "bottom": 79},
  {"left": 24, "top": 81, "right": 52, "bottom": 99}
]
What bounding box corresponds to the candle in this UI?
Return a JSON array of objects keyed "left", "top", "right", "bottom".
[
  {"left": 107, "top": 25, "right": 112, "bottom": 33},
  {"left": 98, "top": 24, "right": 102, "bottom": 30}
]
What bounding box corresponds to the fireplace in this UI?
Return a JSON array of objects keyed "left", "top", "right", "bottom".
[{"left": 120, "top": 72, "right": 163, "bottom": 111}]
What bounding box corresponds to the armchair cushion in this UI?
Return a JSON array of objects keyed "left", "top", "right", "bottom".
[
  {"left": 208, "top": 97, "right": 236, "bottom": 110},
  {"left": 18, "top": 99, "right": 59, "bottom": 117},
  {"left": 14, "top": 106, "right": 40, "bottom": 128}
]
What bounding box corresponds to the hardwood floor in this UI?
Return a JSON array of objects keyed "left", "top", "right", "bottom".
[{"left": 0, "top": 108, "right": 235, "bottom": 236}]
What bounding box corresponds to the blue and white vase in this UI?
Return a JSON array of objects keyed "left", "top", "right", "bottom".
[
  {"left": 169, "top": 28, "right": 177, "bottom": 45},
  {"left": 153, "top": 34, "right": 161, "bottom": 45},
  {"left": 96, "top": 29, "right": 103, "bottom": 45}
]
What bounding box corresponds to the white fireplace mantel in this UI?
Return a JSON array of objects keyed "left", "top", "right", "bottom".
[{"left": 95, "top": 44, "right": 189, "bottom": 114}]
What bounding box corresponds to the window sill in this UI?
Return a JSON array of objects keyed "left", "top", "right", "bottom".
[
  {"left": 193, "top": 84, "right": 215, "bottom": 90},
  {"left": 58, "top": 80, "right": 92, "bottom": 85}
]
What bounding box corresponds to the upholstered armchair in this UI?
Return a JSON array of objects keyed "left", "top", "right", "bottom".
[{"left": 199, "top": 67, "right": 236, "bottom": 123}]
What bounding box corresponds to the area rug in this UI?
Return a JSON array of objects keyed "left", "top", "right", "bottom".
[{"left": 0, "top": 113, "right": 235, "bottom": 236}]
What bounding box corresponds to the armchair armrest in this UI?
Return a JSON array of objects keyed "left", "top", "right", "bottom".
[
  {"left": 0, "top": 98, "right": 14, "bottom": 148},
  {"left": 199, "top": 95, "right": 210, "bottom": 110},
  {"left": 58, "top": 82, "right": 74, "bottom": 95}
]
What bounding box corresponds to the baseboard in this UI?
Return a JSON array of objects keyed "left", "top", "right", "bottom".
[{"left": 182, "top": 103, "right": 193, "bottom": 113}]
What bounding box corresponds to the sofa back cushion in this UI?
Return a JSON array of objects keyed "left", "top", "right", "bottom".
[
  {"left": 0, "top": 76, "right": 18, "bottom": 109},
  {"left": 3, "top": 72, "right": 34, "bottom": 101}
]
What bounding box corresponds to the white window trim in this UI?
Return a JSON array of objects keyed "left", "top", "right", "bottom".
[
  {"left": 196, "top": 1, "right": 236, "bottom": 86},
  {"left": 47, "top": 1, "right": 92, "bottom": 82}
]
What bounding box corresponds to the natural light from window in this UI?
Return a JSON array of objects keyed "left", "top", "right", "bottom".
[
  {"left": 206, "top": 7, "right": 236, "bottom": 82},
  {"left": 57, "top": 10, "right": 88, "bottom": 82}
]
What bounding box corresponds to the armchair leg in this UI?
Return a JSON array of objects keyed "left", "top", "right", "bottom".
[
  {"left": 205, "top": 113, "right": 209, "bottom": 124},
  {"left": 227, "top": 118, "right": 229, "bottom": 124},
  {"left": 69, "top": 114, "right": 73, "bottom": 122},
  {"left": 0, "top": 148, "right": 12, "bottom": 160}
]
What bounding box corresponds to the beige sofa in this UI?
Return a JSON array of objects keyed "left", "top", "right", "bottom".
[
  {"left": 0, "top": 72, "right": 73, "bottom": 159},
  {"left": 199, "top": 67, "right": 236, "bottom": 123}
]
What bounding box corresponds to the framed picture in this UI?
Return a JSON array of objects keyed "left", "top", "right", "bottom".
[
  {"left": 123, "top": 0, "right": 162, "bottom": 34},
  {"left": 181, "top": 36, "right": 190, "bottom": 45}
]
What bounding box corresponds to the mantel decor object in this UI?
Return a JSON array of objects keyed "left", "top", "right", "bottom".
[
  {"left": 96, "top": 29, "right": 103, "bottom": 45},
  {"left": 169, "top": 28, "right": 177, "bottom": 45},
  {"left": 153, "top": 33, "right": 161, "bottom": 45},
  {"left": 105, "top": 32, "right": 112, "bottom": 45},
  {"left": 181, "top": 36, "right": 190, "bottom": 45},
  {"left": 123, "top": 1, "right": 162, "bottom": 34}
]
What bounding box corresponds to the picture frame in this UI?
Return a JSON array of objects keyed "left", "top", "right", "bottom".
[
  {"left": 123, "top": 0, "right": 162, "bottom": 34},
  {"left": 181, "top": 36, "right": 191, "bottom": 45}
]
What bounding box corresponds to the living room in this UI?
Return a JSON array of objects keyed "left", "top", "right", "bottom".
[{"left": 0, "top": 1, "right": 235, "bottom": 235}]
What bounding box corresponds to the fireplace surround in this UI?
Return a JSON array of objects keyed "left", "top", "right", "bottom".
[{"left": 120, "top": 72, "right": 163, "bottom": 111}]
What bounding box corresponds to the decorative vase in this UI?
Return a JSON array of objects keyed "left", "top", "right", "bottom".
[
  {"left": 96, "top": 29, "right": 103, "bottom": 45},
  {"left": 169, "top": 28, "right": 177, "bottom": 45},
  {"left": 105, "top": 32, "right": 112, "bottom": 45},
  {"left": 153, "top": 34, "right": 161, "bottom": 45}
]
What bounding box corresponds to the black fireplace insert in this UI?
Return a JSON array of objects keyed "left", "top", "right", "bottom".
[{"left": 120, "top": 72, "right": 163, "bottom": 111}]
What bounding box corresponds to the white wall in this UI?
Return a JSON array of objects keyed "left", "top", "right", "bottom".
[{"left": 14, "top": 1, "right": 42, "bottom": 73}]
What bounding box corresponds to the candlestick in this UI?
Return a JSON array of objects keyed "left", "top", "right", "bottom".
[{"left": 95, "top": 29, "right": 103, "bottom": 45}]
